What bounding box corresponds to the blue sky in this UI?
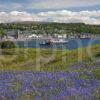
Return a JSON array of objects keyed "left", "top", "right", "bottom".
[
  {"left": 0, "top": 0, "right": 100, "bottom": 24},
  {"left": 0, "top": 0, "right": 100, "bottom": 12}
]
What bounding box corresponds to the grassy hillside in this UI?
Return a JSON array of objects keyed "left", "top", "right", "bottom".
[{"left": 0, "top": 44, "right": 99, "bottom": 71}]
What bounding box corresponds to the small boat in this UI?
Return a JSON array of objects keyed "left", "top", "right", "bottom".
[
  {"left": 69, "top": 36, "right": 76, "bottom": 39},
  {"left": 39, "top": 40, "right": 51, "bottom": 45}
]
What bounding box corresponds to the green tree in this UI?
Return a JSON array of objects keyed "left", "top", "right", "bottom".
[
  {"left": 0, "top": 40, "right": 16, "bottom": 49},
  {"left": 0, "top": 28, "right": 6, "bottom": 39},
  {"left": 0, "top": 28, "right": 6, "bottom": 35}
]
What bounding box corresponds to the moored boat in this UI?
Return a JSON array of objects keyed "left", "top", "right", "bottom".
[
  {"left": 39, "top": 38, "right": 68, "bottom": 45},
  {"left": 39, "top": 40, "right": 51, "bottom": 45}
]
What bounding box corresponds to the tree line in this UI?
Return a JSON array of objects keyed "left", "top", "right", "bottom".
[{"left": 0, "top": 22, "right": 100, "bottom": 34}]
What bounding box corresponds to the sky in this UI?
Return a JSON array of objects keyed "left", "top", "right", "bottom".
[{"left": 0, "top": 0, "right": 100, "bottom": 24}]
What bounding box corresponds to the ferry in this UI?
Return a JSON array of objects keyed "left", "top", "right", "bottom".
[
  {"left": 50, "top": 38, "right": 68, "bottom": 43},
  {"left": 39, "top": 38, "right": 68, "bottom": 45},
  {"left": 80, "top": 37, "right": 91, "bottom": 39},
  {"left": 79, "top": 35, "right": 91, "bottom": 39}
]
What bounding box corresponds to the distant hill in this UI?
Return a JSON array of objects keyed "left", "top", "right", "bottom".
[{"left": 8, "top": 21, "right": 56, "bottom": 24}]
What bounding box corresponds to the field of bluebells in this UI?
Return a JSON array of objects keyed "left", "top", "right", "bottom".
[
  {"left": 0, "top": 67, "right": 99, "bottom": 100},
  {"left": 0, "top": 44, "right": 100, "bottom": 100}
]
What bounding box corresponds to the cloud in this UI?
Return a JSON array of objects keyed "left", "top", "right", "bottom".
[
  {"left": 0, "top": 0, "right": 100, "bottom": 11},
  {"left": 0, "top": 10, "right": 100, "bottom": 25},
  {"left": 30, "top": 0, "right": 100, "bottom": 9},
  {"left": 0, "top": 3, "right": 22, "bottom": 11}
]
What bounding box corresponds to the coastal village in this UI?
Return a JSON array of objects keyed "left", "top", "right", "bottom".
[{"left": 0, "top": 29, "right": 99, "bottom": 41}]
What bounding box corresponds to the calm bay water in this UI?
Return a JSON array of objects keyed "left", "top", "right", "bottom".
[{"left": 16, "top": 38, "right": 100, "bottom": 50}]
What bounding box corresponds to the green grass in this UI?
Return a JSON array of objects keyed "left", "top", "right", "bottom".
[
  {"left": 93, "top": 68, "right": 100, "bottom": 78},
  {"left": 0, "top": 45, "right": 100, "bottom": 78},
  {"left": 0, "top": 44, "right": 100, "bottom": 72}
]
